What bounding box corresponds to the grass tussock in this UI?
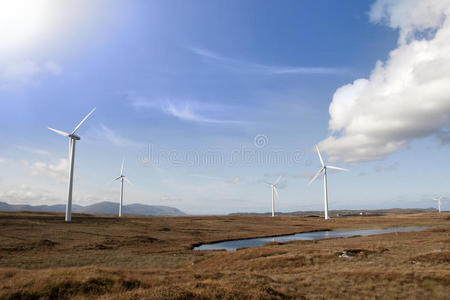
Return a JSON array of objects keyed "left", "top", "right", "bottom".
[
  {"left": 3, "top": 275, "right": 142, "bottom": 300},
  {"left": 410, "top": 251, "right": 450, "bottom": 264}
]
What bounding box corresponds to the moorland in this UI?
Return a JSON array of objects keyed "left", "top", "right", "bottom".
[{"left": 0, "top": 212, "right": 448, "bottom": 299}]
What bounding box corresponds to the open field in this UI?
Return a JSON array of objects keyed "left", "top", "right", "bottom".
[{"left": 0, "top": 212, "right": 449, "bottom": 299}]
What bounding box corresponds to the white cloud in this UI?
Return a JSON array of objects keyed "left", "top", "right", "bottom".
[
  {"left": 319, "top": 0, "right": 450, "bottom": 163},
  {"left": 16, "top": 145, "right": 51, "bottom": 156},
  {"left": 370, "top": 0, "right": 450, "bottom": 44},
  {"left": 0, "top": 184, "right": 58, "bottom": 204},
  {"left": 162, "top": 101, "right": 243, "bottom": 124},
  {"left": 95, "top": 124, "right": 142, "bottom": 148},
  {"left": 187, "top": 46, "right": 346, "bottom": 75},
  {"left": 128, "top": 91, "right": 245, "bottom": 124},
  {"left": 159, "top": 195, "right": 181, "bottom": 203},
  {"left": 0, "top": 157, "right": 7, "bottom": 164},
  {"left": 0, "top": 60, "right": 62, "bottom": 88},
  {"left": 225, "top": 177, "right": 240, "bottom": 184},
  {"left": 28, "top": 158, "right": 69, "bottom": 183}
]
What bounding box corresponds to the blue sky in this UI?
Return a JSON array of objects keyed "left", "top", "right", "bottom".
[{"left": 0, "top": 0, "right": 449, "bottom": 214}]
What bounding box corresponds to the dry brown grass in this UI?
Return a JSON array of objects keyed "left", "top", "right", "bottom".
[{"left": 0, "top": 212, "right": 449, "bottom": 299}]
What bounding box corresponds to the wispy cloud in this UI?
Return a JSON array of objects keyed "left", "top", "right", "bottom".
[
  {"left": 92, "top": 124, "right": 143, "bottom": 148},
  {"left": 225, "top": 176, "right": 240, "bottom": 184},
  {"left": 186, "top": 46, "right": 346, "bottom": 75},
  {"left": 0, "top": 60, "right": 62, "bottom": 89},
  {"left": 128, "top": 91, "right": 245, "bottom": 124},
  {"left": 158, "top": 195, "right": 182, "bottom": 203},
  {"left": 16, "top": 145, "right": 51, "bottom": 156},
  {"left": 267, "top": 66, "right": 344, "bottom": 75},
  {"left": 374, "top": 163, "right": 398, "bottom": 173},
  {"left": 162, "top": 101, "right": 244, "bottom": 124}
]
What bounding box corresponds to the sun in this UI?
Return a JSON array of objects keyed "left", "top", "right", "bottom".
[{"left": 0, "top": 0, "right": 50, "bottom": 54}]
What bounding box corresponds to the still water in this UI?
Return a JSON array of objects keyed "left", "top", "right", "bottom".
[{"left": 193, "top": 227, "right": 426, "bottom": 251}]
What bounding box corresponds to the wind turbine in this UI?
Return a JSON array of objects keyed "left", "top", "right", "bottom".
[
  {"left": 432, "top": 195, "right": 448, "bottom": 213},
  {"left": 309, "top": 145, "right": 347, "bottom": 220},
  {"left": 264, "top": 176, "right": 281, "bottom": 217},
  {"left": 48, "top": 108, "right": 96, "bottom": 222},
  {"left": 113, "top": 159, "right": 131, "bottom": 217}
]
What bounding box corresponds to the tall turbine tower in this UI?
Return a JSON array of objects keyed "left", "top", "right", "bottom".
[
  {"left": 48, "top": 108, "right": 96, "bottom": 222},
  {"left": 113, "top": 160, "right": 131, "bottom": 217},
  {"left": 265, "top": 176, "right": 281, "bottom": 217},
  {"left": 309, "top": 146, "right": 347, "bottom": 220}
]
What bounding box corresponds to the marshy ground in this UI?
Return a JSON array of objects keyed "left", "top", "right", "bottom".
[{"left": 0, "top": 212, "right": 448, "bottom": 299}]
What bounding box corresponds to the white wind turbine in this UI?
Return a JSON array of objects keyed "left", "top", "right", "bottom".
[
  {"left": 113, "top": 159, "right": 131, "bottom": 217},
  {"left": 48, "top": 108, "right": 96, "bottom": 222},
  {"left": 264, "top": 176, "right": 281, "bottom": 217},
  {"left": 309, "top": 145, "right": 348, "bottom": 220},
  {"left": 432, "top": 195, "right": 447, "bottom": 213}
]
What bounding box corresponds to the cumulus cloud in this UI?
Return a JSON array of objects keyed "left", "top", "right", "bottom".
[
  {"left": 0, "top": 60, "right": 62, "bottom": 88},
  {"left": 0, "top": 184, "right": 58, "bottom": 204},
  {"left": 28, "top": 158, "right": 69, "bottom": 183},
  {"left": 319, "top": 0, "right": 450, "bottom": 163}
]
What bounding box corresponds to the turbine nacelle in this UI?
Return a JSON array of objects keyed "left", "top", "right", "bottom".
[
  {"left": 48, "top": 108, "right": 96, "bottom": 140},
  {"left": 113, "top": 160, "right": 131, "bottom": 184}
]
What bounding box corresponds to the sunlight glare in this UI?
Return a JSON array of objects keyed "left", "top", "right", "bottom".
[{"left": 0, "top": 0, "right": 51, "bottom": 54}]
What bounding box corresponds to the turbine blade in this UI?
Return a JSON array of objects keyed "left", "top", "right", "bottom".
[
  {"left": 123, "top": 177, "right": 132, "bottom": 185},
  {"left": 48, "top": 127, "right": 69, "bottom": 137},
  {"left": 309, "top": 168, "right": 324, "bottom": 185},
  {"left": 316, "top": 145, "right": 324, "bottom": 167},
  {"left": 263, "top": 181, "right": 272, "bottom": 186},
  {"left": 120, "top": 159, "right": 124, "bottom": 176},
  {"left": 274, "top": 175, "right": 282, "bottom": 185},
  {"left": 327, "top": 166, "right": 348, "bottom": 171},
  {"left": 71, "top": 107, "right": 96, "bottom": 134},
  {"left": 113, "top": 176, "right": 121, "bottom": 182}
]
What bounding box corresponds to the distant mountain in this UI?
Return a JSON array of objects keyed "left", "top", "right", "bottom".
[
  {"left": 0, "top": 201, "right": 186, "bottom": 216},
  {"left": 230, "top": 208, "right": 437, "bottom": 217}
]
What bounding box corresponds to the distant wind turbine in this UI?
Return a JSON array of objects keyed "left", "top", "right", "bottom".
[
  {"left": 432, "top": 195, "right": 447, "bottom": 213},
  {"left": 264, "top": 176, "right": 281, "bottom": 217},
  {"left": 309, "top": 145, "right": 348, "bottom": 220},
  {"left": 113, "top": 159, "right": 131, "bottom": 217},
  {"left": 48, "top": 108, "right": 96, "bottom": 222}
]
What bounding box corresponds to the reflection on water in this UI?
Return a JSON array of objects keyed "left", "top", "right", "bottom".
[{"left": 193, "top": 227, "right": 426, "bottom": 251}]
